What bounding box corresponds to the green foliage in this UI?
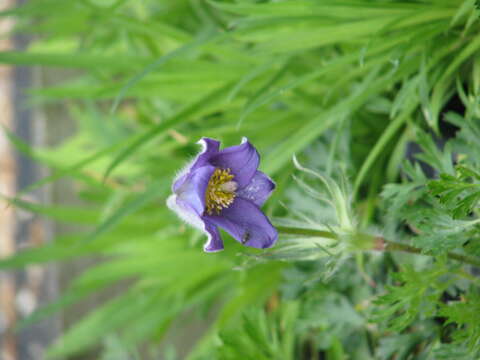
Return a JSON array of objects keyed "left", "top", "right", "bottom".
[
  {"left": 439, "top": 294, "right": 480, "bottom": 352},
  {"left": 373, "top": 260, "right": 452, "bottom": 332},
  {"left": 215, "top": 302, "right": 299, "bottom": 360},
  {"left": 429, "top": 170, "right": 480, "bottom": 219},
  {"left": 1, "top": 0, "right": 480, "bottom": 358}
]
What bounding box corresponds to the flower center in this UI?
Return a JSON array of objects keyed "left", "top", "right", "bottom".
[{"left": 205, "top": 168, "right": 237, "bottom": 215}]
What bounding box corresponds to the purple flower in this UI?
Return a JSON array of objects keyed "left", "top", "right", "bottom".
[{"left": 167, "top": 137, "right": 278, "bottom": 252}]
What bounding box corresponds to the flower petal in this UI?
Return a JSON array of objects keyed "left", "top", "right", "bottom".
[
  {"left": 167, "top": 194, "right": 204, "bottom": 230},
  {"left": 203, "top": 221, "right": 224, "bottom": 252},
  {"left": 175, "top": 165, "right": 215, "bottom": 215},
  {"left": 208, "top": 138, "right": 259, "bottom": 187},
  {"left": 168, "top": 195, "right": 225, "bottom": 252},
  {"left": 237, "top": 171, "right": 275, "bottom": 206},
  {"left": 204, "top": 197, "right": 277, "bottom": 249},
  {"left": 172, "top": 138, "right": 220, "bottom": 193},
  {"left": 194, "top": 137, "right": 221, "bottom": 170}
]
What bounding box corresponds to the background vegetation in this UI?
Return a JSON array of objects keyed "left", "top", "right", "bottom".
[{"left": 1, "top": 0, "right": 480, "bottom": 358}]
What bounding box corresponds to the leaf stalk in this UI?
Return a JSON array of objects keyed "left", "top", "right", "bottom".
[{"left": 276, "top": 226, "right": 480, "bottom": 267}]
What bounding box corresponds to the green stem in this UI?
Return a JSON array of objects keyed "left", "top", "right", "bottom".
[
  {"left": 384, "top": 240, "right": 480, "bottom": 267},
  {"left": 275, "top": 226, "right": 338, "bottom": 240},
  {"left": 276, "top": 226, "right": 480, "bottom": 267}
]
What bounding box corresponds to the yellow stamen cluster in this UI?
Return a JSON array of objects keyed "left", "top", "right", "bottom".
[{"left": 205, "top": 168, "right": 236, "bottom": 215}]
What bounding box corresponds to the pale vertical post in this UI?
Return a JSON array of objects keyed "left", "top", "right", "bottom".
[{"left": 0, "top": 1, "right": 18, "bottom": 359}]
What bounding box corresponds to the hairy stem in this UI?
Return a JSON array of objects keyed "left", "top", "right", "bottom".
[
  {"left": 384, "top": 240, "right": 480, "bottom": 267},
  {"left": 276, "top": 226, "right": 480, "bottom": 267},
  {"left": 275, "top": 226, "right": 338, "bottom": 240}
]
